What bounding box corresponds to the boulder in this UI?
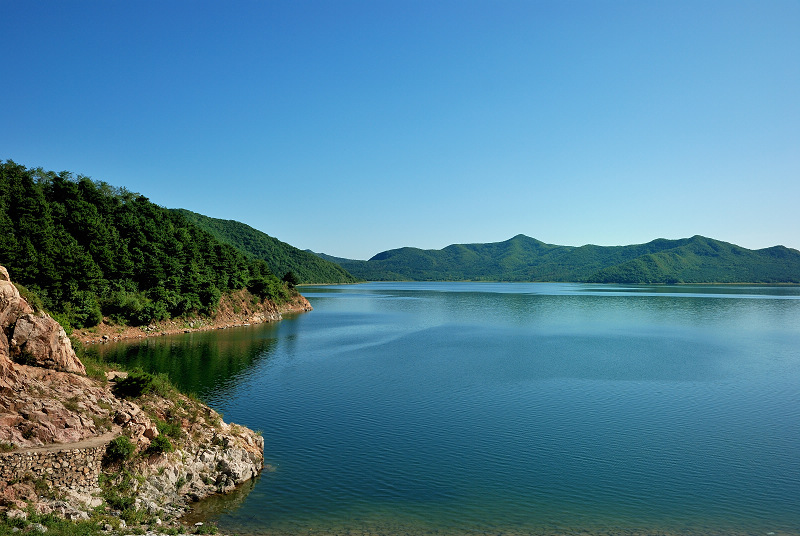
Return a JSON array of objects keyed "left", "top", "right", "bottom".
[
  {"left": 10, "top": 313, "right": 85, "bottom": 375},
  {"left": 2, "top": 265, "right": 85, "bottom": 377},
  {"left": 114, "top": 400, "right": 158, "bottom": 447}
]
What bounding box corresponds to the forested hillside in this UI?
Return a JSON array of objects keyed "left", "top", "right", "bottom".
[
  {"left": 0, "top": 160, "right": 292, "bottom": 328},
  {"left": 317, "top": 234, "right": 800, "bottom": 284},
  {"left": 174, "top": 209, "right": 360, "bottom": 284}
]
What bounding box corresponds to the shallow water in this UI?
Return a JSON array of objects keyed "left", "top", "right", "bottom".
[{"left": 92, "top": 283, "right": 800, "bottom": 535}]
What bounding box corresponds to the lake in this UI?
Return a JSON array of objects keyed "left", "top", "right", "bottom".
[{"left": 90, "top": 282, "right": 800, "bottom": 535}]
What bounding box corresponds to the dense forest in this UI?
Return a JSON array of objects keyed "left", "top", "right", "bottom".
[
  {"left": 0, "top": 160, "right": 292, "bottom": 328},
  {"left": 174, "top": 209, "right": 360, "bottom": 284},
  {"left": 316, "top": 234, "right": 800, "bottom": 284}
]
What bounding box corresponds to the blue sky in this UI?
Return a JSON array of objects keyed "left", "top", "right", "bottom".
[{"left": 2, "top": 0, "right": 798, "bottom": 259}]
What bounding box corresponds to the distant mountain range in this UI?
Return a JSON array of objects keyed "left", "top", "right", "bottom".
[
  {"left": 174, "top": 209, "right": 360, "bottom": 285},
  {"left": 312, "top": 234, "right": 800, "bottom": 284}
]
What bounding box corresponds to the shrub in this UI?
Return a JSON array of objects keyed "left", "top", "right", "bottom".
[
  {"left": 112, "top": 370, "right": 174, "bottom": 398},
  {"left": 146, "top": 435, "right": 174, "bottom": 455},
  {"left": 14, "top": 283, "right": 44, "bottom": 312},
  {"left": 282, "top": 271, "right": 299, "bottom": 288},
  {"left": 112, "top": 370, "right": 153, "bottom": 398},
  {"left": 104, "top": 436, "right": 136, "bottom": 463},
  {"left": 102, "top": 291, "right": 151, "bottom": 325},
  {"left": 156, "top": 418, "right": 183, "bottom": 440},
  {"left": 104, "top": 489, "right": 135, "bottom": 511}
]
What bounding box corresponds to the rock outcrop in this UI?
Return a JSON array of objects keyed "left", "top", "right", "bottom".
[
  {"left": 0, "top": 266, "right": 32, "bottom": 327},
  {"left": 0, "top": 266, "right": 24, "bottom": 394},
  {"left": 10, "top": 313, "right": 86, "bottom": 375},
  {"left": 134, "top": 418, "right": 264, "bottom": 518},
  {"left": 1, "top": 266, "right": 96, "bottom": 446},
  {"left": 0, "top": 266, "right": 85, "bottom": 375},
  {"left": 0, "top": 265, "right": 265, "bottom": 521}
]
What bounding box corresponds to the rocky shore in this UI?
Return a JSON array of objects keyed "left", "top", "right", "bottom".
[{"left": 0, "top": 265, "right": 268, "bottom": 524}]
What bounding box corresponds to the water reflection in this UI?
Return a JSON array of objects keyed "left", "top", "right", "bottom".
[
  {"left": 181, "top": 476, "right": 261, "bottom": 527},
  {"left": 87, "top": 324, "right": 282, "bottom": 399}
]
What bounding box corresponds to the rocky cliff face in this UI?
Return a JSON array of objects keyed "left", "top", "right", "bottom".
[
  {"left": 1, "top": 265, "right": 97, "bottom": 446},
  {"left": 0, "top": 265, "right": 264, "bottom": 521},
  {"left": 0, "top": 266, "right": 85, "bottom": 376}
]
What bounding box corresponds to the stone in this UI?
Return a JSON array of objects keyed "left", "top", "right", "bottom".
[
  {"left": 6, "top": 509, "right": 27, "bottom": 520},
  {"left": 0, "top": 267, "right": 33, "bottom": 326},
  {"left": 10, "top": 313, "right": 86, "bottom": 375}
]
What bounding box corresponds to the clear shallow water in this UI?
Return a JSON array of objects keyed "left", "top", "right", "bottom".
[{"left": 91, "top": 283, "right": 800, "bottom": 535}]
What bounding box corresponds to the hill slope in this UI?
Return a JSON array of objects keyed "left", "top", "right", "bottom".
[
  {"left": 0, "top": 160, "right": 294, "bottom": 328},
  {"left": 174, "top": 209, "right": 360, "bottom": 284},
  {"left": 316, "top": 234, "right": 800, "bottom": 284}
]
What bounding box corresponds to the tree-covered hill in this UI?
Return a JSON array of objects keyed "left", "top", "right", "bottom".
[
  {"left": 0, "top": 160, "right": 293, "bottom": 328},
  {"left": 315, "top": 234, "right": 800, "bottom": 284},
  {"left": 586, "top": 236, "right": 800, "bottom": 284},
  {"left": 174, "top": 209, "right": 360, "bottom": 284}
]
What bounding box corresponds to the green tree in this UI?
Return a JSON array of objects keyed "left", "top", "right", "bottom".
[{"left": 282, "top": 271, "right": 299, "bottom": 288}]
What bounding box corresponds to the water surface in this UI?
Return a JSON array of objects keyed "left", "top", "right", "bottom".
[{"left": 91, "top": 283, "right": 800, "bottom": 535}]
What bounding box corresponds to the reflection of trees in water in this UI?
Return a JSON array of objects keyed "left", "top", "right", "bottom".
[{"left": 88, "top": 324, "right": 280, "bottom": 397}]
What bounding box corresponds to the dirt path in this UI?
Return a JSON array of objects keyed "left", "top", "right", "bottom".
[{"left": 6, "top": 428, "right": 120, "bottom": 455}]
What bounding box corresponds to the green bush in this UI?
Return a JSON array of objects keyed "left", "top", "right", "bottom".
[
  {"left": 104, "top": 489, "right": 135, "bottom": 511},
  {"left": 112, "top": 370, "right": 156, "bottom": 398},
  {"left": 156, "top": 418, "right": 183, "bottom": 439},
  {"left": 13, "top": 283, "right": 44, "bottom": 312},
  {"left": 282, "top": 271, "right": 299, "bottom": 288},
  {"left": 104, "top": 436, "right": 136, "bottom": 463},
  {"left": 146, "top": 435, "right": 174, "bottom": 455},
  {"left": 112, "top": 370, "right": 175, "bottom": 400}
]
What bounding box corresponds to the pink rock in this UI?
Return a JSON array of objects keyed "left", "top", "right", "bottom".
[{"left": 10, "top": 313, "right": 86, "bottom": 375}]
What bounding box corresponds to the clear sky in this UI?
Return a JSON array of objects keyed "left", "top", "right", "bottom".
[{"left": 2, "top": 0, "right": 798, "bottom": 260}]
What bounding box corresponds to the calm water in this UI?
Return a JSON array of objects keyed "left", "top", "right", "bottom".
[{"left": 91, "top": 283, "right": 800, "bottom": 535}]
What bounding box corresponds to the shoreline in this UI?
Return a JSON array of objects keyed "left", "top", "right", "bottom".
[{"left": 73, "top": 295, "right": 312, "bottom": 346}]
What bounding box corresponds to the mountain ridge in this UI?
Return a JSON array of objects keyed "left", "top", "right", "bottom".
[{"left": 313, "top": 234, "right": 800, "bottom": 284}]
